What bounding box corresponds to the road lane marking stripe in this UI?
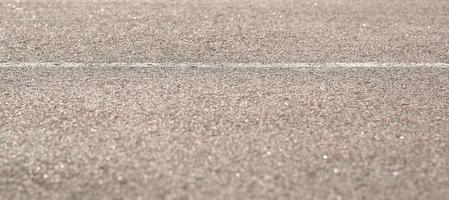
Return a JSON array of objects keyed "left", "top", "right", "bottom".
[{"left": 1, "top": 62, "right": 449, "bottom": 68}]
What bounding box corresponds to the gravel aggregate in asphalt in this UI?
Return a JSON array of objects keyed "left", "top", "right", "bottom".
[
  {"left": 1, "top": 65, "right": 448, "bottom": 200},
  {"left": 1, "top": 0, "right": 449, "bottom": 199},
  {"left": 1, "top": 0, "right": 448, "bottom": 63}
]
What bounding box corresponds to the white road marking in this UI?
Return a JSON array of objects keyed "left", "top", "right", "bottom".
[{"left": 0, "top": 62, "right": 449, "bottom": 68}]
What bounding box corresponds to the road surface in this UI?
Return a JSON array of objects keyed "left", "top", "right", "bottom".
[
  {"left": 1, "top": 0, "right": 448, "bottom": 63},
  {"left": 1, "top": 0, "right": 449, "bottom": 200}
]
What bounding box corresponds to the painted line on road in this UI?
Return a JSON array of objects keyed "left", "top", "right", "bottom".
[{"left": 1, "top": 62, "right": 449, "bottom": 68}]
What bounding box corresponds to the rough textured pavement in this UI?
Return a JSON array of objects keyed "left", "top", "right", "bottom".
[
  {"left": 1, "top": 0, "right": 449, "bottom": 200},
  {"left": 1, "top": 0, "right": 448, "bottom": 63},
  {"left": 1, "top": 65, "right": 449, "bottom": 200}
]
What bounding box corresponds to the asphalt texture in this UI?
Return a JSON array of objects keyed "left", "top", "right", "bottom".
[
  {"left": 1, "top": 0, "right": 449, "bottom": 200},
  {"left": 1, "top": 64, "right": 449, "bottom": 200},
  {"left": 1, "top": 0, "right": 448, "bottom": 63}
]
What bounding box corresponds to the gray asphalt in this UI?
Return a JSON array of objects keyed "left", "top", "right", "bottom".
[
  {"left": 1, "top": 0, "right": 449, "bottom": 200},
  {"left": 1, "top": 64, "right": 449, "bottom": 200},
  {"left": 1, "top": 0, "right": 448, "bottom": 63}
]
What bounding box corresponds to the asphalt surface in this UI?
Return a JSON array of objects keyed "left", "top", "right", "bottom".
[
  {"left": 1, "top": 0, "right": 449, "bottom": 200},
  {"left": 1, "top": 64, "right": 449, "bottom": 200},
  {"left": 1, "top": 0, "right": 448, "bottom": 63}
]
